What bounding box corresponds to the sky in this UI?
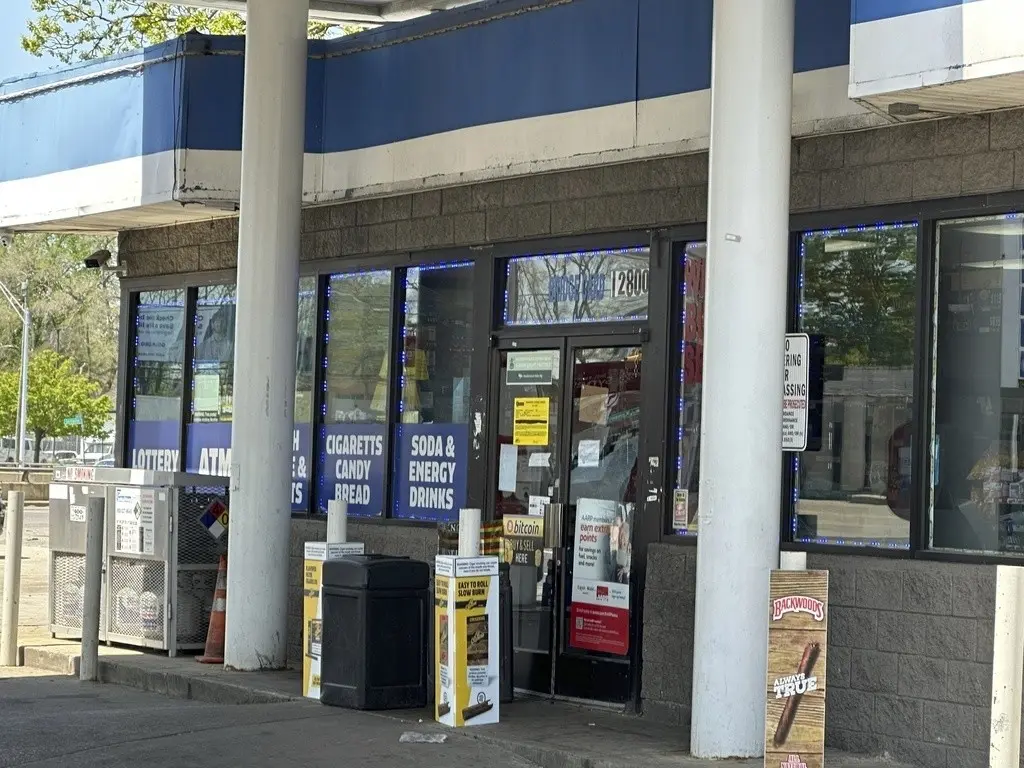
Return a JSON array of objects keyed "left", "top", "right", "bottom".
[{"left": 0, "top": 0, "right": 57, "bottom": 82}]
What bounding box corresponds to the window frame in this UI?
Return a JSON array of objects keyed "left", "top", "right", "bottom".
[{"left": 783, "top": 193, "right": 1024, "bottom": 564}]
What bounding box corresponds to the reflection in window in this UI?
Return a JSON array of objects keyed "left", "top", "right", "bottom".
[
  {"left": 672, "top": 243, "right": 706, "bottom": 535},
  {"left": 324, "top": 271, "right": 392, "bottom": 424},
  {"left": 394, "top": 263, "right": 473, "bottom": 521},
  {"left": 129, "top": 289, "right": 185, "bottom": 469},
  {"left": 186, "top": 285, "right": 236, "bottom": 475},
  {"left": 319, "top": 270, "right": 392, "bottom": 517},
  {"left": 931, "top": 214, "right": 1024, "bottom": 554},
  {"left": 192, "top": 284, "right": 236, "bottom": 423},
  {"left": 791, "top": 224, "right": 917, "bottom": 549},
  {"left": 293, "top": 276, "right": 317, "bottom": 512},
  {"left": 504, "top": 247, "right": 650, "bottom": 325}
]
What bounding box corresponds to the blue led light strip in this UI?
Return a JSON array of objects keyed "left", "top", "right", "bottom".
[
  {"left": 793, "top": 222, "right": 916, "bottom": 550},
  {"left": 394, "top": 260, "right": 471, "bottom": 518}
]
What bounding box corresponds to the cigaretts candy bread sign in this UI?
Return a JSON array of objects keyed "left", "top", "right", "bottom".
[{"left": 764, "top": 569, "right": 828, "bottom": 768}]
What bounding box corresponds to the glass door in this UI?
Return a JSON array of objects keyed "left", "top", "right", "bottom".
[
  {"left": 557, "top": 343, "right": 642, "bottom": 703},
  {"left": 491, "top": 338, "right": 643, "bottom": 704},
  {"left": 493, "top": 342, "right": 564, "bottom": 695}
]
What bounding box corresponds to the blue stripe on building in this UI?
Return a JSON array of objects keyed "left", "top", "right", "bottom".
[
  {"left": 0, "top": 0, "right": 856, "bottom": 183},
  {"left": 852, "top": 0, "right": 977, "bottom": 25}
]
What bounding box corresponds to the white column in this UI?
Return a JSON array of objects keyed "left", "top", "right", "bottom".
[
  {"left": 990, "top": 565, "right": 1024, "bottom": 768},
  {"left": 224, "top": 0, "right": 308, "bottom": 671},
  {"left": 690, "top": 0, "right": 795, "bottom": 759}
]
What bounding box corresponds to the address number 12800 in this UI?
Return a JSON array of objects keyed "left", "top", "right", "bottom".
[{"left": 609, "top": 268, "right": 650, "bottom": 299}]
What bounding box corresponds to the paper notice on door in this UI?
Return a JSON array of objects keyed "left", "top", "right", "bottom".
[
  {"left": 194, "top": 373, "right": 221, "bottom": 413},
  {"left": 528, "top": 452, "right": 550, "bottom": 468},
  {"left": 528, "top": 495, "right": 549, "bottom": 517},
  {"left": 578, "top": 439, "right": 601, "bottom": 468},
  {"left": 498, "top": 443, "right": 518, "bottom": 493},
  {"left": 513, "top": 397, "right": 549, "bottom": 446},
  {"left": 579, "top": 385, "right": 609, "bottom": 425}
]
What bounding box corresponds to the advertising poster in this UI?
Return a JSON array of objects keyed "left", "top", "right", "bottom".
[
  {"left": 129, "top": 420, "right": 180, "bottom": 471},
  {"left": 394, "top": 423, "right": 468, "bottom": 521},
  {"left": 194, "top": 302, "right": 236, "bottom": 368},
  {"left": 435, "top": 555, "right": 500, "bottom": 728},
  {"left": 513, "top": 397, "right": 549, "bottom": 446},
  {"left": 184, "top": 422, "right": 312, "bottom": 512},
  {"left": 764, "top": 570, "right": 829, "bottom": 768},
  {"left": 136, "top": 304, "right": 185, "bottom": 364},
  {"left": 502, "top": 515, "right": 544, "bottom": 567},
  {"left": 317, "top": 423, "right": 387, "bottom": 516},
  {"left": 302, "top": 541, "right": 364, "bottom": 699},
  {"left": 569, "top": 498, "right": 632, "bottom": 655}
]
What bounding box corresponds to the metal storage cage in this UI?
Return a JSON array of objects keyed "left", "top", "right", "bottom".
[{"left": 48, "top": 466, "right": 229, "bottom": 656}]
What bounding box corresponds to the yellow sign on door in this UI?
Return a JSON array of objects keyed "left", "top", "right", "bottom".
[{"left": 513, "top": 397, "right": 549, "bottom": 446}]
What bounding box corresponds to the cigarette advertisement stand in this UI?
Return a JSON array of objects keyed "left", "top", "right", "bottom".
[
  {"left": 434, "top": 554, "right": 500, "bottom": 727},
  {"left": 764, "top": 569, "right": 829, "bottom": 768},
  {"left": 303, "top": 541, "right": 365, "bottom": 699}
]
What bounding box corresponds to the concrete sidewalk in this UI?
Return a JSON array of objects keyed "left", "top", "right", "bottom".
[{"left": 13, "top": 633, "right": 909, "bottom": 768}]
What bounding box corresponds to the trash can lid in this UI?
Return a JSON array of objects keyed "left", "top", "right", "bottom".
[{"left": 322, "top": 554, "right": 430, "bottom": 590}]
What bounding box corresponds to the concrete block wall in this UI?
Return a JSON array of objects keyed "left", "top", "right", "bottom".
[
  {"left": 809, "top": 554, "right": 996, "bottom": 768},
  {"left": 640, "top": 543, "right": 697, "bottom": 735},
  {"left": 639, "top": 547, "right": 999, "bottom": 768}
]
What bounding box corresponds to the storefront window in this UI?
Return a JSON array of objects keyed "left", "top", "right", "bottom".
[
  {"left": 293, "top": 276, "right": 317, "bottom": 512},
  {"left": 183, "top": 281, "right": 317, "bottom": 513},
  {"left": 791, "top": 223, "right": 918, "bottom": 549},
  {"left": 930, "top": 214, "right": 1024, "bottom": 554},
  {"left": 319, "top": 270, "right": 392, "bottom": 516},
  {"left": 504, "top": 247, "right": 650, "bottom": 325},
  {"left": 671, "top": 243, "right": 706, "bottom": 535},
  {"left": 393, "top": 262, "right": 473, "bottom": 521},
  {"left": 186, "top": 284, "right": 235, "bottom": 475},
  {"left": 128, "top": 289, "right": 186, "bottom": 470}
]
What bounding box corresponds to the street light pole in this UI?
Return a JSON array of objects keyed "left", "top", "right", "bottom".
[
  {"left": 17, "top": 283, "right": 29, "bottom": 464},
  {"left": 0, "top": 281, "right": 30, "bottom": 465}
]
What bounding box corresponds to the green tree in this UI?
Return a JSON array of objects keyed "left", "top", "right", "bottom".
[
  {"left": 23, "top": 0, "right": 348, "bottom": 64},
  {"left": 801, "top": 227, "right": 918, "bottom": 368},
  {"left": 0, "top": 233, "right": 120, "bottom": 395},
  {"left": 0, "top": 350, "right": 112, "bottom": 462}
]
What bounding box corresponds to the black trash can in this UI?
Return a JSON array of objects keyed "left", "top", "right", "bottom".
[{"left": 319, "top": 554, "right": 430, "bottom": 710}]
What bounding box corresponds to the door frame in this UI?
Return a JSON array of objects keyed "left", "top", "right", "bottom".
[{"left": 485, "top": 331, "right": 658, "bottom": 705}]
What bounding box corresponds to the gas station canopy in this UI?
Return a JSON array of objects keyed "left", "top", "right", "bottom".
[{"left": 177, "top": 0, "right": 484, "bottom": 24}]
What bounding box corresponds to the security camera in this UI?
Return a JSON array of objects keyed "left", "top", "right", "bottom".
[
  {"left": 84, "top": 249, "right": 112, "bottom": 269},
  {"left": 0, "top": 232, "right": 13, "bottom": 248}
]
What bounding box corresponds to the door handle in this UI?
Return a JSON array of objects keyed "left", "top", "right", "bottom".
[{"left": 544, "top": 503, "right": 564, "bottom": 549}]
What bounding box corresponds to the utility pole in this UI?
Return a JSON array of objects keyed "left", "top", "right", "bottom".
[{"left": 0, "top": 281, "right": 30, "bottom": 465}]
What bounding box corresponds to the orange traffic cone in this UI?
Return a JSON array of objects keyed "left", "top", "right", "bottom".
[{"left": 197, "top": 554, "right": 226, "bottom": 664}]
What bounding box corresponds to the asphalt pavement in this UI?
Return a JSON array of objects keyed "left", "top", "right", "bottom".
[{"left": 0, "top": 673, "right": 538, "bottom": 768}]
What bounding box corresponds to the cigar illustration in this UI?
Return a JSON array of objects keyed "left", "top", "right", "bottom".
[
  {"left": 437, "top": 701, "right": 451, "bottom": 717},
  {"left": 462, "top": 700, "right": 493, "bottom": 721},
  {"left": 772, "top": 641, "right": 820, "bottom": 747}
]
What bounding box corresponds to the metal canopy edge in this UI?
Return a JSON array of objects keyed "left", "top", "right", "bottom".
[{"left": 169, "top": 0, "right": 484, "bottom": 24}]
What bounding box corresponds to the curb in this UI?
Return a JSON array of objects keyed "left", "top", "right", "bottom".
[{"left": 18, "top": 645, "right": 300, "bottom": 706}]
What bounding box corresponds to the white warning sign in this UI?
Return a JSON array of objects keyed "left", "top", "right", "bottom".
[
  {"left": 782, "top": 333, "right": 810, "bottom": 452},
  {"left": 114, "top": 487, "right": 155, "bottom": 555}
]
